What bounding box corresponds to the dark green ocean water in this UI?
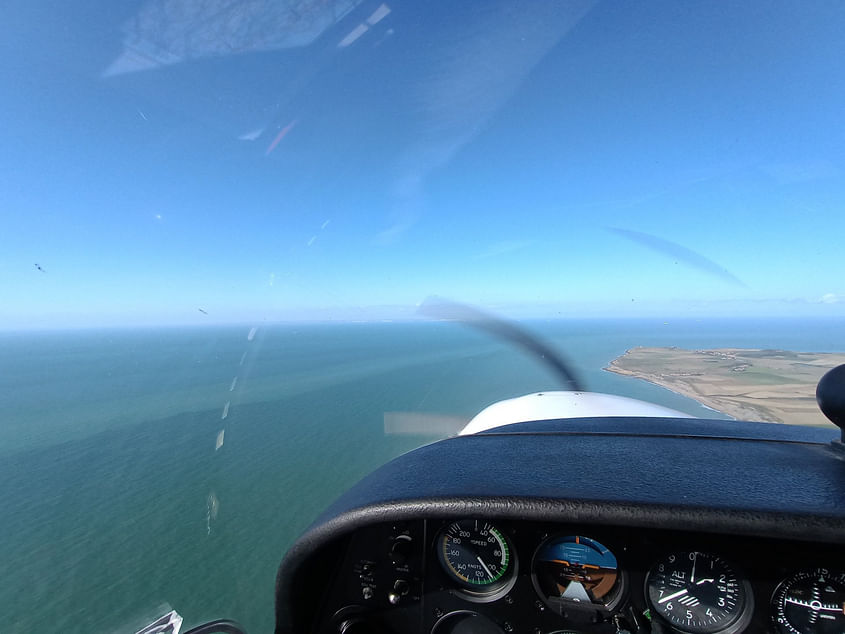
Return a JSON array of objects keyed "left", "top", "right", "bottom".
[{"left": 1, "top": 319, "right": 842, "bottom": 633}]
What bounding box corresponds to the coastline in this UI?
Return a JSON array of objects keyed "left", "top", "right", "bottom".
[{"left": 605, "top": 346, "right": 844, "bottom": 427}]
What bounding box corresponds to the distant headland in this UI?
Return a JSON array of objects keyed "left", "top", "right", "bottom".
[{"left": 606, "top": 347, "right": 845, "bottom": 427}]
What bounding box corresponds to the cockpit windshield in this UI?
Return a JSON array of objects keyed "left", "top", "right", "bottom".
[{"left": 1, "top": 1, "right": 844, "bottom": 632}]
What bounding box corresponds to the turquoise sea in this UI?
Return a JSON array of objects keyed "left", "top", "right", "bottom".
[{"left": 1, "top": 319, "right": 843, "bottom": 633}]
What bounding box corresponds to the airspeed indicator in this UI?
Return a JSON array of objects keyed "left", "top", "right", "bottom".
[{"left": 437, "top": 520, "right": 515, "bottom": 599}]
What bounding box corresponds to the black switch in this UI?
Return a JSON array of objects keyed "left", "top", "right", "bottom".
[{"left": 390, "top": 536, "right": 412, "bottom": 565}]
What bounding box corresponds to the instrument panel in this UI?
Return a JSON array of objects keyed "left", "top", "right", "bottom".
[{"left": 312, "top": 519, "right": 845, "bottom": 634}]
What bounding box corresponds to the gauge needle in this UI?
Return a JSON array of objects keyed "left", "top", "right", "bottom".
[
  {"left": 659, "top": 589, "right": 689, "bottom": 604},
  {"left": 477, "top": 556, "right": 495, "bottom": 580},
  {"left": 785, "top": 598, "right": 842, "bottom": 612},
  {"left": 690, "top": 554, "right": 696, "bottom": 584},
  {"left": 696, "top": 578, "right": 715, "bottom": 585}
]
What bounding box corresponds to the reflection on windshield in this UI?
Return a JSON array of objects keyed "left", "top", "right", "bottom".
[{"left": 105, "top": 0, "right": 364, "bottom": 76}]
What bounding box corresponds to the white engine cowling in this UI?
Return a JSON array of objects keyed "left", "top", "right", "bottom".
[{"left": 460, "top": 391, "right": 692, "bottom": 435}]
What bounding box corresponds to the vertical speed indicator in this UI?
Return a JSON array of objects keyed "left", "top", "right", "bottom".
[{"left": 437, "top": 520, "right": 515, "bottom": 599}]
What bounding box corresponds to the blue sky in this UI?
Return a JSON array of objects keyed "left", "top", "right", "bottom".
[{"left": 2, "top": 0, "right": 845, "bottom": 327}]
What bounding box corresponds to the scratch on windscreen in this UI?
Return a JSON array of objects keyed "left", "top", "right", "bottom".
[{"left": 206, "top": 324, "right": 261, "bottom": 535}]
